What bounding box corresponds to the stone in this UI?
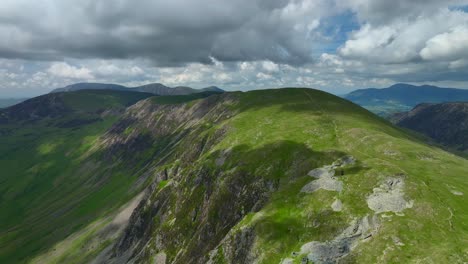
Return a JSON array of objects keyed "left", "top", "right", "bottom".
[
  {"left": 300, "top": 215, "right": 380, "bottom": 264},
  {"left": 331, "top": 199, "right": 343, "bottom": 212},
  {"left": 367, "top": 178, "right": 413, "bottom": 213}
]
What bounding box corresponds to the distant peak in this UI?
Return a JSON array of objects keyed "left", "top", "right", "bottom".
[{"left": 50, "top": 82, "right": 225, "bottom": 96}]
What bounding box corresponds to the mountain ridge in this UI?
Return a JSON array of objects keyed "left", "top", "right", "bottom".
[
  {"left": 344, "top": 83, "right": 468, "bottom": 116},
  {"left": 50, "top": 82, "right": 224, "bottom": 96},
  {"left": 1, "top": 88, "right": 467, "bottom": 263}
]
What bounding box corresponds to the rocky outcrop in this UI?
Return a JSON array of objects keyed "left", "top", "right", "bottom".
[
  {"left": 331, "top": 199, "right": 343, "bottom": 212},
  {"left": 301, "top": 156, "right": 355, "bottom": 193},
  {"left": 300, "top": 215, "right": 380, "bottom": 264},
  {"left": 367, "top": 177, "right": 413, "bottom": 214},
  {"left": 207, "top": 227, "right": 258, "bottom": 264},
  {"left": 92, "top": 93, "right": 277, "bottom": 264}
]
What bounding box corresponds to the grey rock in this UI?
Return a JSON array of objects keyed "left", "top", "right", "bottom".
[
  {"left": 281, "top": 258, "right": 294, "bottom": 264},
  {"left": 300, "top": 215, "right": 380, "bottom": 264},
  {"left": 331, "top": 199, "right": 343, "bottom": 212},
  {"left": 367, "top": 177, "right": 413, "bottom": 213}
]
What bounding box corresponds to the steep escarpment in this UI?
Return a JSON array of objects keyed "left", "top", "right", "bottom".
[{"left": 391, "top": 102, "right": 468, "bottom": 153}]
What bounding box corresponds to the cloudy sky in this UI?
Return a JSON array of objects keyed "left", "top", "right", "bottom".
[{"left": 1, "top": 0, "right": 468, "bottom": 97}]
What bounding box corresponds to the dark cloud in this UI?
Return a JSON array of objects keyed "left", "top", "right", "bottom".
[
  {"left": 0, "top": 0, "right": 336, "bottom": 66},
  {"left": 1, "top": 0, "right": 468, "bottom": 97}
]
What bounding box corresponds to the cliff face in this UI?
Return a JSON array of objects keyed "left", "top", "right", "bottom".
[
  {"left": 96, "top": 93, "right": 273, "bottom": 263},
  {"left": 392, "top": 102, "right": 468, "bottom": 153}
]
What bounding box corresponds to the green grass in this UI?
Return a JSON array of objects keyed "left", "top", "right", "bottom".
[
  {"left": 207, "top": 88, "right": 468, "bottom": 263},
  {"left": 1, "top": 87, "right": 468, "bottom": 263},
  {"left": 0, "top": 90, "right": 153, "bottom": 263},
  {"left": 62, "top": 89, "right": 153, "bottom": 112},
  {"left": 149, "top": 88, "right": 468, "bottom": 263},
  {"left": 150, "top": 91, "right": 222, "bottom": 105}
]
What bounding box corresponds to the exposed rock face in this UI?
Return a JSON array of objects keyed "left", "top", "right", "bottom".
[
  {"left": 301, "top": 156, "right": 355, "bottom": 193},
  {"left": 98, "top": 93, "right": 235, "bottom": 166},
  {"left": 207, "top": 227, "right": 258, "bottom": 264},
  {"left": 301, "top": 167, "right": 342, "bottom": 193},
  {"left": 94, "top": 93, "right": 275, "bottom": 264},
  {"left": 284, "top": 156, "right": 381, "bottom": 263},
  {"left": 367, "top": 177, "right": 413, "bottom": 213},
  {"left": 300, "top": 215, "right": 380, "bottom": 264},
  {"left": 153, "top": 253, "right": 167, "bottom": 264},
  {"left": 391, "top": 102, "right": 468, "bottom": 152}
]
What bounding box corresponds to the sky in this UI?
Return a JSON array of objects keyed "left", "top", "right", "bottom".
[{"left": 0, "top": 0, "right": 468, "bottom": 97}]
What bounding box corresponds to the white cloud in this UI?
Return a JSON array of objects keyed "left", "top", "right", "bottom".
[
  {"left": 95, "top": 63, "right": 144, "bottom": 77},
  {"left": 449, "top": 59, "right": 468, "bottom": 69},
  {"left": 339, "top": 8, "right": 468, "bottom": 65},
  {"left": 2, "top": 0, "right": 468, "bottom": 97},
  {"left": 256, "top": 72, "right": 273, "bottom": 80},
  {"left": 262, "top": 61, "right": 279, "bottom": 72},
  {"left": 420, "top": 26, "right": 468, "bottom": 61},
  {"left": 47, "top": 62, "right": 93, "bottom": 79}
]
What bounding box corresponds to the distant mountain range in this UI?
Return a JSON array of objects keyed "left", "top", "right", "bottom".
[
  {"left": 344, "top": 83, "right": 468, "bottom": 116},
  {"left": 391, "top": 102, "right": 468, "bottom": 154},
  {"left": 51, "top": 82, "right": 224, "bottom": 96}
]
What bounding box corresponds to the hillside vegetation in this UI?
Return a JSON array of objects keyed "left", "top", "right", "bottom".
[
  {"left": 391, "top": 102, "right": 468, "bottom": 155},
  {"left": 0, "top": 88, "right": 467, "bottom": 263}
]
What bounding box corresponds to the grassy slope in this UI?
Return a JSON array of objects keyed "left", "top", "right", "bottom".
[
  {"left": 0, "top": 90, "right": 153, "bottom": 263},
  {"left": 1, "top": 88, "right": 467, "bottom": 263},
  {"left": 210, "top": 89, "right": 468, "bottom": 263},
  {"left": 116, "top": 88, "right": 466, "bottom": 263}
]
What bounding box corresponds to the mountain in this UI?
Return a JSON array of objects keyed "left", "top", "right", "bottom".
[
  {"left": 1, "top": 90, "right": 154, "bottom": 124},
  {"left": 200, "top": 85, "right": 224, "bottom": 93},
  {"left": 391, "top": 102, "right": 468, "bottom": 154},
  {"left": 50, "top": 82, "right": 225, "bottom": 96},
  {"left": 1, "top": 88, "right": 467, "bottom": 264},
  {"left": 0, "top": 98, "right": 28, "bottom": 108},
  {"left": 345, "top": 83, "right": 468, "bottom": 116},
  {"left": 51, "top": 83, "right": 129, "bottom": 93},
  {"left": 135, "top": 84, "right": 195, "bottom": 95}
]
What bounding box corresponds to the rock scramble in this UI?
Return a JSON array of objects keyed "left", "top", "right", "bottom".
[
  {"left": 299, "top": 215, "right": 380, "bottom": 264},
  {"left": 301, "top": 156, "right": 355, "bottom": 193},
  {"left": 367, "top": 177, "right": 413, "bottom": 214}
]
